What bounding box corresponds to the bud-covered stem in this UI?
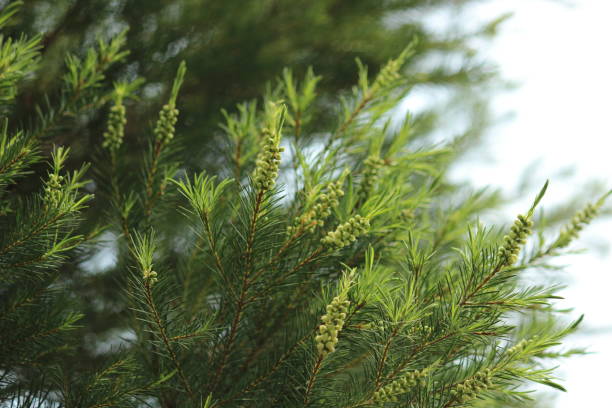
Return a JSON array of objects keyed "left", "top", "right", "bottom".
[
  {"left": 252, "top": 101, "right": 285, "bottom": 194},
  {"left": 321, "top": 215, "right": 370, "bottom": 250},
  {"left": 371, "top": 362, "right": 439, "bottom": 405},
  {"left": 102, "top": 100, "right": 126, "bottom": 153},
  {"left": 446, "top": 369, "right": 494, "bottom": 407},
  {"left": 287, "top": 175, "right": 345, "bottom": 236}
]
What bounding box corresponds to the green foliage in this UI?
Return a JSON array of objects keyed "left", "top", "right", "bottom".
[
  {"left": 0, "top": 4, "right": 161, "bottom": 405},
  {"left": 0, "top": 31, "right": 39, "bottom": 107},
  {"left": 6, "top": 1, "right": 509, "bottom": 373},
  {"left": 10, "top": 0, "right": 499, "bottom": 177},
  {"left": 1, "top": 1, "right": 610, "bottom": 408}
]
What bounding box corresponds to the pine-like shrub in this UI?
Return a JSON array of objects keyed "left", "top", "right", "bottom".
[{"left": 1, "top": 2, "right": 609, "bottom": 407}]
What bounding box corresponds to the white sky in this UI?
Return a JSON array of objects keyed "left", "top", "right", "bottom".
[{"left": 453, "top": 0, "right": 612, "bottom": 406}]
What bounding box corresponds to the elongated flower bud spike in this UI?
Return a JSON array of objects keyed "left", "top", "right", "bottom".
[
  {"left": 370, "top": 41, "right": 416, "bottom": 93},
  {"left": 154, "top": 62, "right": 186, "bottom": 146},
  {"left": 288, "top": 176, "right": 345, "bottom": 235},
  {"left": 360, "top": 155, "right": 385, "bottom": 199},
  {"left": 448, "top": 369, "right": 494, "bottom": 404},
  {"left": 154, "top": 103, "right": 179, "bottom": 145},
  {"left": 507, "top": 337, "right": 533, "bottom": 355},
  {"left": 372, "top": 362, "right": 439, "bottom": 404},
  {"left": 555, "top": 192, "right": 610, "bottom": 249},
  {"left": 252, "top": 102, "right": 285, "bottom": 193},
  {"left": 315, "top": 271, "right": 354, "bottom": 357},
  {"left": 497, "top": 213, "right": 533, "bottom": 267},
  {"left": 102, "top": 101, "right": 127, "bottom": 152},
  {"left": 321, "top": 215, "right": 370, "bottom": 250}
]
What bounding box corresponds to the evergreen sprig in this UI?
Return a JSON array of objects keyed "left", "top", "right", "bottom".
[{"left": 2, "top": 3, "right": 610, "bottom": 408}]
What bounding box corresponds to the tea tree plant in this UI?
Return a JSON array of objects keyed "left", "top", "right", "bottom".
[
  {"left": 103, "top": 43, "right": 609, "bottom": 408},
  {"left": 1, "top": 1, "right": 609, "bottom": 407}
]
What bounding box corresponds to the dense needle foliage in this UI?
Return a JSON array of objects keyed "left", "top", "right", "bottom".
[{"left": 1, "top": 1, "right": 610, "bottom": 407}]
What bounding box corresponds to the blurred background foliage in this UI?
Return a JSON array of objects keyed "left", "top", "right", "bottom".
[{"left": 10, "top": 0, "right": 503, "bottom": 171}]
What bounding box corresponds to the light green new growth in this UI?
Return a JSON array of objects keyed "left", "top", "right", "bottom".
[
  {"left": 362, "top": 40, "right": 416, "bottom": 96},
  {"left": 154, "top": 61, "right": 186, "bottom": 145},
  {"left": 281, "top": 67, "right": 321, "bottom": 136},
  {"left": 252, "top": 101, "right": 285, "bottom": 193},
  {"left": 321, "top": 215, "right": 370, "bottom": 250},
  {"left": 174, "top": 173, "right": 233, "bottom": 218},
  {"left": 315, "top": 271, "right": 353, "bottom": 356},
  {"left": 288, "top": 176, "right": 345, "bottom": 235},
  {"left": 63, "top": 29, "right": 129, "bottom": 96},
  {"left": 44, "top": 147, "right": 69, "bottom": 206},
  {"left": 130, "top": 232, "right": 158, "bottom": 284},
  {"left": 102, "top": 102, "right": 126, "bottom": 152},
  {"left": 371, "top": 363, "right": 438, "bottom": 404},
  {"left": 0, "top": 2, "right": 40, "bottom": 105},
  {"left": 44, "top": 172, "right": 63, "bottom": 206},
  {"left": 449, "top": 369, "right": 494, "bottom": 404}
]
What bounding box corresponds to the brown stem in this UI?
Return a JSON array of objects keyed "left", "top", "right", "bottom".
[
  {"left": 385, "top": 332, "right": 457, "bottom": 382},
  {"left": 0, "top": 147, "right": 30, "bottom": 177},
  {"left": 201, "top": 210, "right": 225, "bottom": 275},
  {"left": 303, "top": 355, "right": 324, "bottom": 406},
  {"left": 211, "top": 190, "right": 265, "bottom": 391},
  {"left": 0, "top": 210, "right": 68, "bottom": 257},
  {"left": 143, "top": 282, "right": 194, "bottom": 399},
  {"left": 374, "top": 326, "right": 401, "bottom": 389},
  {"left": 144, "top": 140, "right": 163, "bottom": 217},
  {"left": 216, "top": 325, "right": 319, "bottom": 407},
  {"left": 249, "top": 220, "right": 317, "bottom": 283},
  {"left": 460, "top": 261, "right": 504, "bottom": 306}
]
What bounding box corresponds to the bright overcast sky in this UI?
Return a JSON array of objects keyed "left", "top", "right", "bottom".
[{"left": 452, "top": 0, "right": 612, "bottom": 406}]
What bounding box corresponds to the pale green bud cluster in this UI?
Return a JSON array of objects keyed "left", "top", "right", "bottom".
[
  {"left": 321, "top": 215, "right": 370, "bottom": 250},
  {"left": 409, "top": 324, "right": 433, "bottom": 338},
  {"left": 373, "top": 57, "right": 402, "bottom": 91},
  {"left": 154, "top": 104, "right": 179, "bottom": 145},
  {"left": 102, "top": 103, "right": 127, "bottom": 152},
  {"left": 372, "top": 364, "right": 437, "bottom": 404},
  {"left": 556, "top": 203, "right": 601, "bottom": 249},
  {"left": 507, "top": 337, "right": 534, "bottom": 354},
  {"left": 360, "top": 155, "right": 385, "bottom": 198},
  {"left": 44, "top": 173, "right": 64, "bottom": 206},
  {"left": 401, "top": 208, "right": 415, "bottom": 220},
  {"left": 143, "top": 268, "right": 158, "bottom": 285},
  {"left": 497, "top": 214, "right": 533, "bottom": 266},
  {"left": 287, "top": 180, "right": 344, "bottom": 235},
  {"left": 253, "top": 132, "right": 284, "bottom": 193},
  {"left": 315, "top": 295, "right": 350, "bottom": 356},
  {"left": 449, "top": 369, "right": 493, "bottom": 404}
]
